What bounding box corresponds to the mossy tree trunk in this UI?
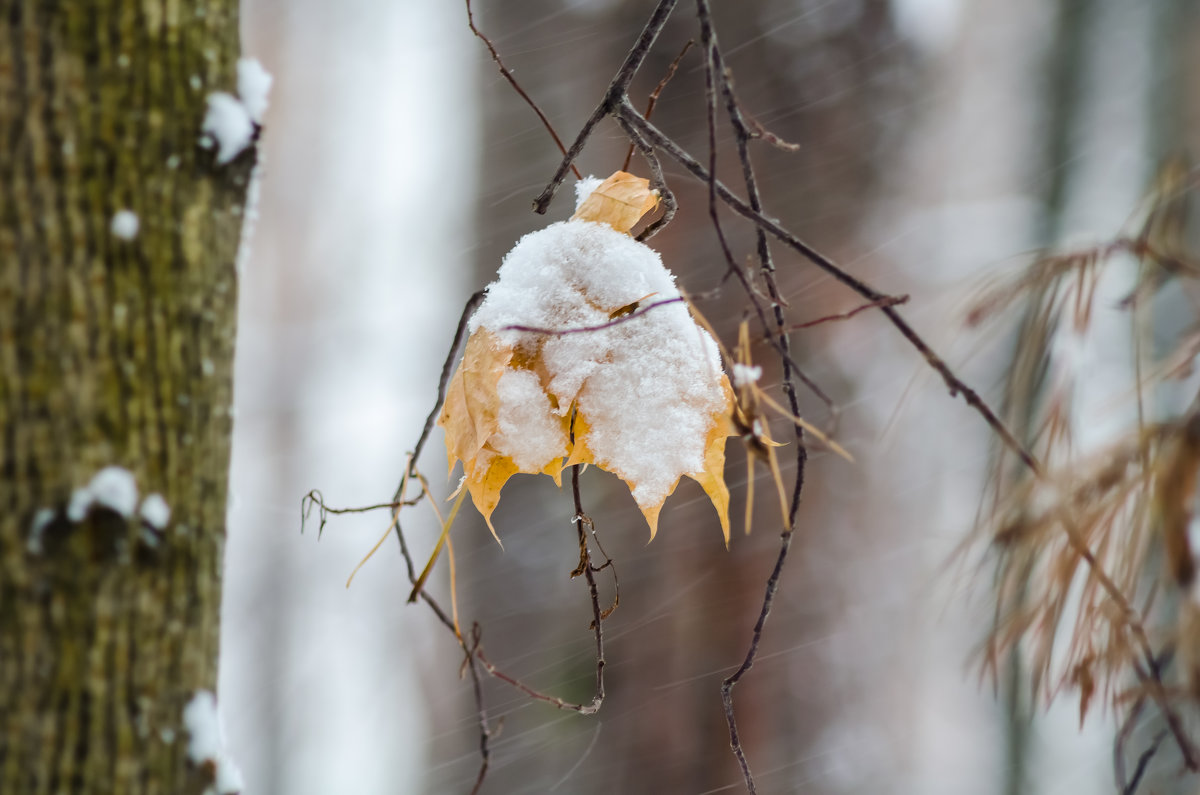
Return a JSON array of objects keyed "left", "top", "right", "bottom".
[{"left": 0, "top": 2, "right": 254, "bottom": 792}]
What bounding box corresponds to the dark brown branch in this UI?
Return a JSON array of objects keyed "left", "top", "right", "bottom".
[
  {"left": 1133, "top": 642, "right": 1197, "bottom": 771},
  {"left": 697, "top": 10, "right": 742, "bottom": 300},
  {"left": 381, "top": 287, "right": 494, "bottom": 791},
  {"left": 571, "top": 461, "right": 607, "bottom": 707},
  {"left": 615, "top": 112, "right": 677, "bottom": 241},
  {"left": 465, "top": 0, "right": 581, "bottom": 180},
  {"left": 692, "top": 4, "right": 800, "bottom": 790},
  {"left": 622, "top": 40, "right": 694, "bottom": 172}
]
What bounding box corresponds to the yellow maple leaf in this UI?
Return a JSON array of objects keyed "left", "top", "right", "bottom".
[
  {"left": 571, "top": 171, "right": 660, "bottom": 233},
  {"left": 438, "top": 171, "right": 736, "bottom": 544}
]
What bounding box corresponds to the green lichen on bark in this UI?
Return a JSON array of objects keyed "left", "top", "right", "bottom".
[{"left": 0, "top": 1, "right": 253, "bottom": 792}]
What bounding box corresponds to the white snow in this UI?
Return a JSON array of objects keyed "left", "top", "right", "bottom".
[
  {"left": 470, "top": 218, "right": 726, "bottom": 509},
  {"left": 200, "top": 58, "right": 272, "bottom": 166},
  {"left": 493, "top": 368, "right": 568, "bottom": 471},
  {"left": 110, "top": 209, "right": 140, "bottom": 240},
  {"left": 731, "top": 363, "right": 762, "bottom": 388},
  {"left": 183, "top": 690, "right": 243, "bottom": 795},
  {"left": 67, "top": 489, "right": 92, "bottom": 522},
  {"left": 89, "top": 466, "right": 140, "bottom": 516},
  {"left": 573, "top": 175, "right": 605, "bottom": 212},
  {"left": 213, "top": 759, "right": 245, "bottom": 795},
  {"left": 236, "top": 58, "right": 273, "bottom": 124},
  {"left": 183, "top": 691, "right": 220, "bottom": 762},
  {"left": 68, "top": 466, "right": 139, "bottom": 520},
  {"left": 139, "top": 493, "right": 171, "bottom": 529},
  {"left": 28, "top": 508, "right": 54, "bottom": 554},
  {"left": 202, "top": 92, "right": 254, "bottom": 165}
]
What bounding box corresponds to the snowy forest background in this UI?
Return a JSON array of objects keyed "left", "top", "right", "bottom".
[{"left": 221, "top": 0, "right": 1198, "bottom": 793}]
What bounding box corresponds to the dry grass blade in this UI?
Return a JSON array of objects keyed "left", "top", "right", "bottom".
[{"left": 408, "top": 478, "right": 468, "bottom": 612}]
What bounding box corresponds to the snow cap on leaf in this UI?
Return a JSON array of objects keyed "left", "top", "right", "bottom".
[{"left": 439, "top": 171, "right": 734, "bottom": 544}]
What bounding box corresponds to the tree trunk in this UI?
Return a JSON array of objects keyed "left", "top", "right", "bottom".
[{"left": 0, "top": 2, "right": 253, "bottom": 792}]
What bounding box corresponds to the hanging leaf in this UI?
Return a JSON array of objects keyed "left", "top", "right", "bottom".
[
  {"left": 438, "top": 171, "right": 735, "bottom": 544},
  {"left": 571, "top": 171, "right": 660, "bottom": 233}
]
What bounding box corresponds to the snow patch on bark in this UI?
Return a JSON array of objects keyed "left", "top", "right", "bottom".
[{"left": 183, "top": 690, "right": 244, "bottom": 795}]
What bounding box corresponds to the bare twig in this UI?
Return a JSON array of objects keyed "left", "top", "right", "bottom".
[
  {"left": 471, "top": 457, "right": 610, "bottom": 716},
  {"left": 742, "top": 108, "right": 801, "bottom": 151},
  {"left": 404, "top": 289, "right": 485, "bottom": 489},
  {"left": 571, "top": 459, "right": 607, "bottom": 707},
  {"left": 532, "top": 0, "right": 678, "bottom": 214},
  {"left": 617, "top": 112, "right": 677, "bottom": 241},
  {"left": 1114, "top": 693, "right": 1147, "bottom": 791},
  {"left": 465, "top": 0, "right": 581, "bottom": 180},
  {"left": 692, "top": 7, "right": 772, "bottom": 791},
  {"left": 300, "top": 488, "right": 422, "bottom": 539},
  {"left": 464, "top": 625, "right": 492, "bottom": 795},
  {"left": 789, "top": 295, "right": 910, "bottom": 330},
  {"left": 1123, "top": 730, "right": 1168, "bottom": 795},
  {"left": 622, "top": 40, "right": 694, "bottom": 173}
]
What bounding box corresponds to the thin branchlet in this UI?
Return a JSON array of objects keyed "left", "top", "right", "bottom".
[
  {"left": 622, "top": 39, "right": 694, "bottom": 173},
  {"left": 406, "top": 290, "right": 486, "bottom": 486}
]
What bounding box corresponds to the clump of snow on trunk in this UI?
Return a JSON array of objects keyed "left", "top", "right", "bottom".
[
  {"left": 200, "top": 57, "right": 272, "bottom": 165},
  {"left": 183, "top": 690, "right": 244, "bottom": 795},
  {"left": 110, "top": 209, "right": 139, "bottom": 240},
  {"left": 236, "top": 58, "right": 273, "bottom": 123},
  {"left": 68, "top": 465, "right": 139, "bottom": 520}
]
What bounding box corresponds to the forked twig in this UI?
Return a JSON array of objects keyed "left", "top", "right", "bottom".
[
  {"left": 622, "top": 40, "right": 694, "bottom": 172},
  {"left": 473, "top": 462, "right": 612, "bottom": 716}
]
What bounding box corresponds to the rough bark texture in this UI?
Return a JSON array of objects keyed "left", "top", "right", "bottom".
[{"left": 0, "top": 1, "right": 253, "bottom": 792}]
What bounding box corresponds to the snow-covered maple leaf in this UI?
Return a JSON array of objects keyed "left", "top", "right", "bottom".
[{"left": 439, "top": 172, "right": 735, "bottom": 543}]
